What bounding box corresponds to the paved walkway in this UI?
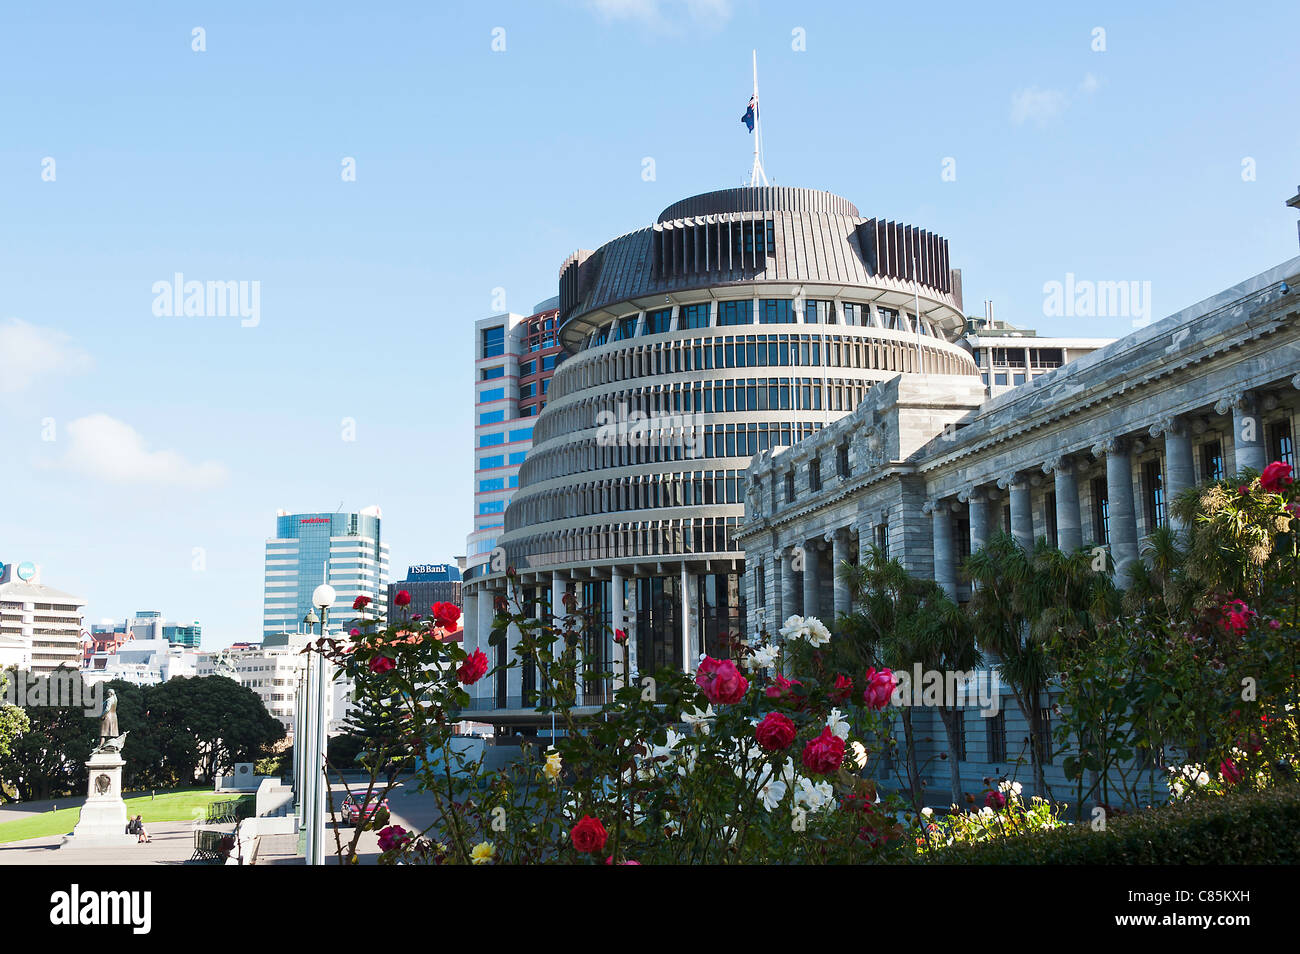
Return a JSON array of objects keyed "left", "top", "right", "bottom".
[{"left": 0, "top": 821, "right": 225, "bottom": 866}]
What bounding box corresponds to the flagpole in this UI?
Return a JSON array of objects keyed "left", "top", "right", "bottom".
[{"left": 750, "top": 50, "right": 767, "bottom": 187}]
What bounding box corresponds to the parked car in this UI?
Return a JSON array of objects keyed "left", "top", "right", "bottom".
[{"left": 341, "top": 793, "right": 390, "bottom": 827}]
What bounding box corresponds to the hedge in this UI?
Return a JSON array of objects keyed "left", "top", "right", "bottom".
[{"left": 908, "top": 783, "right": 1300, "bottom": 864}]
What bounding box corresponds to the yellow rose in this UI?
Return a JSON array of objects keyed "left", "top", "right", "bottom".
[
  {"left": 543, "top": 750, "right": 563, "bottom": 783},
  {"left": 470, "top": 841, "right": 496, "bottom": 865}
]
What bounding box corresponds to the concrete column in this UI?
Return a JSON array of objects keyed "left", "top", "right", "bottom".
[
  {"left": 627, "top": 575, "right": 640, "bottom": 679},
  {"left": 611, "top": 567, "right": 626, "bottom": 689},
  {"left": 1219, "top": 391, "right": 1267, "bottom": 474},
  {"left": 802, "top": 540, "right": 820, "bottom": 621},
  {"left": 830, "top": 530, "right": 850, "bottom": 620},
  {"left": 1154, "top": 417, "right": 1194, "bottom": 532},
  {"left": 551, "top": 572, "right": 573, "bottom": 701},
  {"left": 476, "top": 589, "right": 494, "bottom": 706},
  {"left": 1095, "top": 437, "right": 1139, "bottom": 582},
  {"left": 779, "top": 546, "right": 797, "bottom": 627},
  {"left": 1007, "top": 474, "right": 1034, "bottom": 552},
  {"left": 928, "top": 500, "right": 957, "bottom": 598},
  {"left": 680, "top": 563, "right": 692, "bottom": 672},
  {"left": 1047, "top": 457, "right": 1083, "bottom": 552}
]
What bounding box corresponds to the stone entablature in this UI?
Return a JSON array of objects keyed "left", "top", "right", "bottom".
[{"left": 737, "top": 255, "right": 1300, "bottom": 614}]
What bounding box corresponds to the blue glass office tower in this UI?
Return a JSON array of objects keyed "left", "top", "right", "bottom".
[{"left": 262, "top": 507, "right": 389, "bottom": 639}]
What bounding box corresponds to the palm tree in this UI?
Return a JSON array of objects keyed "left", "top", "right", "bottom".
[
  {"left": 964, "top": 533, "right": 1118, "bottom": 799},
  {"left": 836, "top": 548, "right": 980, "bottom": 808}
]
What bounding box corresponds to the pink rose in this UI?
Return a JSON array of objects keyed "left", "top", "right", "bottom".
[
  {"left": 764, "top": 674, "right": 803, "bottom": 703},
  {"left": 984, "top": 790, "right": 1006, "bottom": 810},
  {"left": 801, "top": 726, "right": 846, "bottom": 775},
  {"left": 863, "top": 667, "right": 896, "bottom": 710},
  {"left": 695, "top": 656, "right": 748, "bottom": 705},
  {"left": 370, "top": 655, "right": 395, "bottom": 675}
]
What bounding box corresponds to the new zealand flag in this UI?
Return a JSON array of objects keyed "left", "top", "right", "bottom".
[{"left": 741, "top": 96, "right": 757, "bottom": 133}]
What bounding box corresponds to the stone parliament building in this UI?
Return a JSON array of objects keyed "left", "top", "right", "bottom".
[{"left": 463, "top": 179, "right": 1300, "bottom": 801}]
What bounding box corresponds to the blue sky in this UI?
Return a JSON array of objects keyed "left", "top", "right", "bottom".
[{"left": 1, "top": 1, "right": 1297, "bottom": 648}]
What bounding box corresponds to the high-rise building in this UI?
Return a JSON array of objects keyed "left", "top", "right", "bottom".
[
  {"left": 465, "top": 186, "right": 979, "bottom": 718},
  {"left": 387, "top": 562, "right": 463, "bottom": 615},
  {"left": 262, "top": 507, "right": 389, "bottom": 640},
  {"left": 0, "top": 560, "right": 86, "bottom": 675},
  {"left": 466, "top": 298, "right": 563, "bottom": 580}
]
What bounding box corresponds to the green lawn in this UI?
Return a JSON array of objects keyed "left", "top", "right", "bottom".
[{"left": 0, "top": 788, "right": 252, "bottom": 844}]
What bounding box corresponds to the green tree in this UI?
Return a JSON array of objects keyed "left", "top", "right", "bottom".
[
  {"left": 0, "top": 670, "right": 31, "bottom": 799},
  {"left": 0, "top": 670, "right": 96, "bottom": 801},
  {"left": 154, "top": 676, "right": 285, "bottom": 782}
]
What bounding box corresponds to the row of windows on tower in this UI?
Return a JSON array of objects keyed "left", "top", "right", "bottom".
[{"left": 584, "top": 299, "right": 923, "bottom": 349}]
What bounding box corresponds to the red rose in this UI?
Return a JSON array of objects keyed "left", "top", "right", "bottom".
[
  {"left": 830, "top": 673, "right": 853, "bottom": 704},
  {"left": 984, "top": 790, "right": 1005, "bottom": 810},
  {"left": 764, "top": 673, "right": 803, "bottom": 703},
  {"left": 432, "top": 601, "right": 461, "bottom": 629},
  {"left": 370, "top": 655, "right": 395, "bottom": 675},
  {"left": 570, "top": 815, "right": 608, "bottom": 854},
  {"left": 801, "top": 726, "right": 846, "bottom": 775},
  {"left": 349, "top": 628, "right": 361, "bottom": 637},
  {"left": 458, "top": 648, "right": 489, "bottom": 685},
  {"left": 1261, "top": 460, "right": 1294, "bottom": 493},
  {"left": 863, "top": 667, "right": 896, "bottom": 710},
  {"left": 1220, "top": 758, "right": 1244, "bottom": 785},
  {"left": 352, "top": 595, "right": 371, "bottom": 611},
  {"left": 377, "top": 825, "right": 411, "bottom": 852},
  {"left": 755, "top": 712, "right": 797, "bottom": 751},
  {"left": 394, "top": 590, "right": 412, "bottom": 607},
  {"left": 614, "top": 628, "right": 628, "bottom": 644},
  {"left": 694, "top": 656, "right": 748, "bottom": 705}
]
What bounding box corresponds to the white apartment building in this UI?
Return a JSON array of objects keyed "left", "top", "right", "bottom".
[
  {"left": 198, "top": 632, "right": 352, "bottom": 737},
  {"left": 0, "top": 560, "right": 85, "bottom": 675}
]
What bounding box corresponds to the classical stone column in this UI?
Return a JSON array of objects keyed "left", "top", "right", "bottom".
[
  {"left": 611, "top": 567, "right": 626, "bottom": 689},
  {"left": 778, "top": 545, "right": 797, "bottom": 629},
  {"left": 963, "top": 487, "right": 990, "bottom": 554},
  {"left": 1044, "top": 456, "right": 1083, "bottom": 552},
  {"left": 1094, "top": 437, "right": 1139, "bottom": 582},
  {"left": 926, "top": 499, "right": 957, "bottom": 598},
  {"left": 801, "top": 540, "right": 820, "bottom": 621},
  {"left": 1152, "top": 417, "right": 1193, "bottom": 531},
  {"left": 829, "top": 529, "right": 850, "bottom": 620},
  {"left": 1218, "top": 391, "right": 1267, "bottom": 474},
  {"left": 1002, "top": 473, "right": 1034, "bottom": 552}
]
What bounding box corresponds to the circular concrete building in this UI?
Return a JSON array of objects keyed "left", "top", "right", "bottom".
[{"left": 465, "top": 185, "right": 979, "bottom": 717}]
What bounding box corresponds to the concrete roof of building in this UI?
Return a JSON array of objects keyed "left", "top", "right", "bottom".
[{"left": 0, "top": 578, "right": 85, "bottom": 604}]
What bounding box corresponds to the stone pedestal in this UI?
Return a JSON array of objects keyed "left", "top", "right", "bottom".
[{"left": 68, "top": 750, "right": 135, "bottom": 846}]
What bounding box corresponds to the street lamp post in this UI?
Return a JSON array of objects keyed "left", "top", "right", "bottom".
[{"left": 307, "top": 584, "right": 335, "bottom": 866}]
